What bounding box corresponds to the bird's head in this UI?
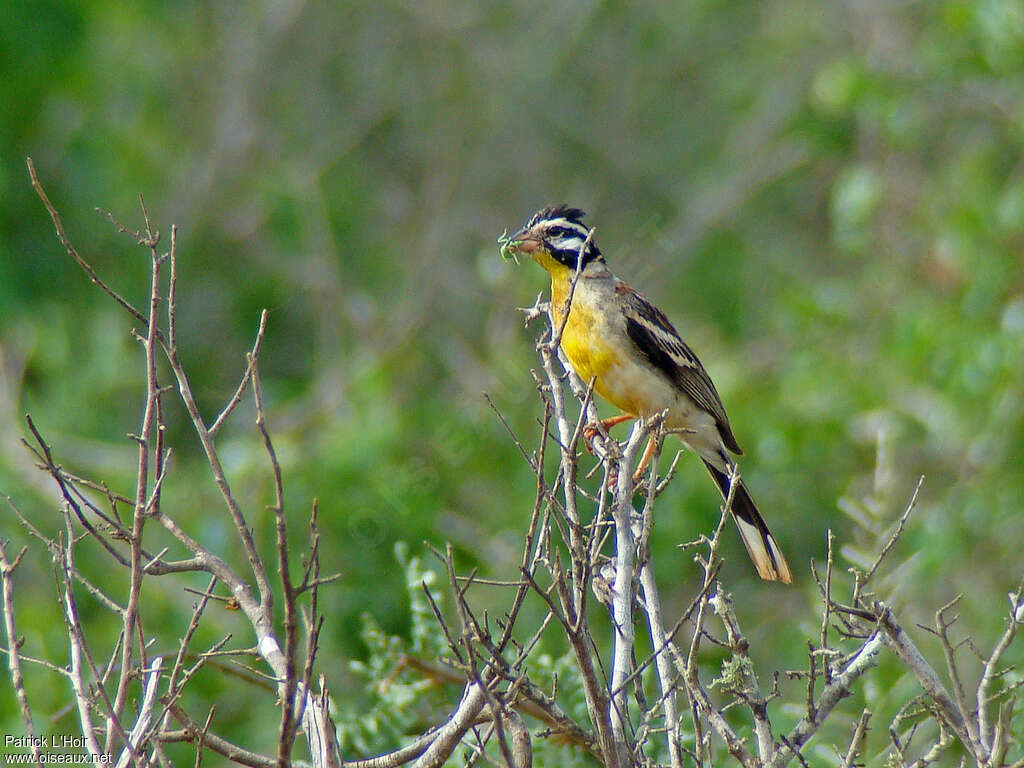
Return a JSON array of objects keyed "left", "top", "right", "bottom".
[{"left": 501, "top": 205, "right": 603, "bottom": 273}]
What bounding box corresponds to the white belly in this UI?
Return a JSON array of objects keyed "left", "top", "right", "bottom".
[{"left": 597, "top": 355, "right": 723, "bottom": 456}]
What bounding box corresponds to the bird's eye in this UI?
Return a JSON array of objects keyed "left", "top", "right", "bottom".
[{"left": 547, "top": 226, "right": 565, "bottom": 239}]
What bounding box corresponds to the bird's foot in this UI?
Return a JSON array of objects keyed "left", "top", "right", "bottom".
[{"left": 583, "top": 414, "right": 635, "bottom": 455}]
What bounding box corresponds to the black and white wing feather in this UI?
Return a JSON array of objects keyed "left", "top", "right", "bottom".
[{"left": 616, "top": 282, "right": 743, "bottom": 455}]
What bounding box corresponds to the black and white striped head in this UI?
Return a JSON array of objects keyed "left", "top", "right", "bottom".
[{"left": 509, "top": 205, "right": 602, "bottom": 269}]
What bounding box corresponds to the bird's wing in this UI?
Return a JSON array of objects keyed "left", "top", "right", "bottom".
[{"left": 616, "top": 281, "right": 742, "bottom": 454}]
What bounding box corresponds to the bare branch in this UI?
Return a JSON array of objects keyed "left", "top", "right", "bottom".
[
  {"left": 0, "top": 540, "right": 43, "bottom": 767},
  {"left": 874, "top": 604, "right": 974, "bottom": 755},
  {"left": 209, "top": 310, "right": 269, "bottom": 437},
  {"left": 710, "top": 590, "right": 774, "bottom": 761},
  {"left": 162, "top": 703, "right": 277, "bottom": 768},
  {"left": 839, "top": 709, "right": 870, "bottom": 768},
  {"left": 27, "top": 158, "right": 148, "bottom": 325},
  {"left": 114, "top": 657, "right": 163, "bottom": 768},
  {"left": 978, "top": 576, "right": 1024, "bottom": 753},
  {"left": 410, "top": 681, "right": 488, "bottom": 768},
  {"left": 608, "top": 420, "right": 650, "bottom": 759},
  {"left": 857, "top": 475, "right": 924, "bottom": 598},
  {"left": 770, "top": 632, "right": 883, "bottom": 768}
]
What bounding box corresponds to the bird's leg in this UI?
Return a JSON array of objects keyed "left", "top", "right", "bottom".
[
  {"left": 631, "top": 435, "right": 659, "bottom": 485},
  {"left": 582, "top": 413, "right": 634, "bottom": 452},
  {"left": 581, "top": 414, "right": 635, "bottom": 489}
]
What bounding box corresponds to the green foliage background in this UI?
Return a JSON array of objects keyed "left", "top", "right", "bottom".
[{"left": 1, "top": 0, "right": 1023, "bottom": 763}]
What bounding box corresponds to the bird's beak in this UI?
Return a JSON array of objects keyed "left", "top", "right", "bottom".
[{"left": 509, "top": 228, "right": 541, "bottom": 253}]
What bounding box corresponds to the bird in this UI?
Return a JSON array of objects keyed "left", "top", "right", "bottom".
[{"left": 503, "top": 205, "right": 792, "bottom": 583}]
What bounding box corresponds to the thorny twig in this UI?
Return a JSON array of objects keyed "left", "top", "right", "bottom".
[
  {"left": 6, "top": 169, "right": 1024, "bottom": 768},
  {"left": 10, "top": 166, "right": 341, "bottom": 768}
]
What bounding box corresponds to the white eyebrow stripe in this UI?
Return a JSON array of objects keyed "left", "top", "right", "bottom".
[{"left": 547, "top": 218, "right": 590, "bottom": 236}]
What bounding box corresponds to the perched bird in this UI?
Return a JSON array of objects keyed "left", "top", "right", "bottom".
[{"left": 504, "top": 205, "right": 791, "bottom": 583}]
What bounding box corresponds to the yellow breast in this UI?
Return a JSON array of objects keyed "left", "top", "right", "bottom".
[
  {"left": 560, "top": 306, "right": 617, "bottom": 386},
  {"left": 544, "top": 263, "right": 647, "bottom": 417}
]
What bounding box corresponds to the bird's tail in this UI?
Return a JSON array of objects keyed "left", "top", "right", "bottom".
[{"left": 701, "top": 459, "right": 792, "bottom": 583}]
